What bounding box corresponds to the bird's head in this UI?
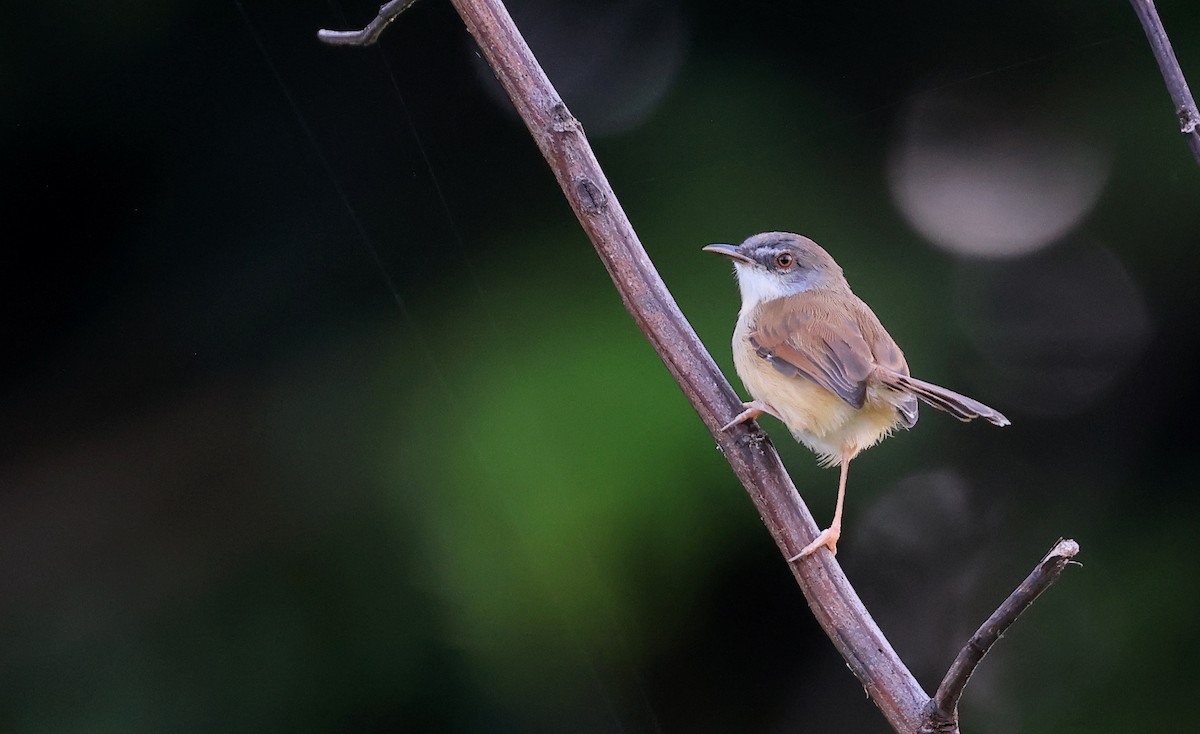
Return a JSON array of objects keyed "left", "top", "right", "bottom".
[{"left": 703, "top": 232, "right": 848, "bottom": 309}]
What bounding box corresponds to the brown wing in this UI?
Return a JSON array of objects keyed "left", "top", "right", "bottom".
[
  {"left": 856, "top": 302, "right": 919, "bottom": 428},
  {"left": 748, "top": 292, "right": 919, "bottom": 426},
  {"left": 748, "top": 293, "right": 880, "bottom": 409}
]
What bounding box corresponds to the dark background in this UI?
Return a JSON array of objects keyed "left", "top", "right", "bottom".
[{"left": 4, "top": 1, "right": 1199, "bottom": 732}]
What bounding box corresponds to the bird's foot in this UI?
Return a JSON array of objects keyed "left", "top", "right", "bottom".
[
  {"left": 720, "top": 400, "right": 781, "bottom": 432},
  {"left": 790, "top": 525, "right": 841, "bottom": 560}
]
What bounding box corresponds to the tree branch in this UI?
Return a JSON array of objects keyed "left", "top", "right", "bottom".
[
  {"left": 921, "top": 538, "right": 1081, "bottom": 733},
  {"left": 316, "top": 0, "right": 417, "bottom": 46},
  {"left": 1128, "top": 0, "right": 1200, "bottom": 165},
  {"left": 318, "top": 4, "right": 1080, "bottom": 732}
]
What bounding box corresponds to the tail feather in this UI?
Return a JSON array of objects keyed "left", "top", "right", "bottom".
[{"left": 884, "top": 372, "right": 1010, "bottom": 427}]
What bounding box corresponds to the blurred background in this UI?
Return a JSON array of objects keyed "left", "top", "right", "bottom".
[{"left": 3, "top": 0, "right": 1198, "bottom": 731}]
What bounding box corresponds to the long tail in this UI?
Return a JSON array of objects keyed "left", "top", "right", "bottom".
[{"left": 882, "top": 372, "right": 1010, "bottom": 427}]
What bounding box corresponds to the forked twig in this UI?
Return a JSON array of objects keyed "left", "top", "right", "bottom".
[
  {"left": 318, "top": 4, "right": 1080, "bottom": 732},
  {"left": 921, "top": 538, "right": 1081, "bottom": 733}
]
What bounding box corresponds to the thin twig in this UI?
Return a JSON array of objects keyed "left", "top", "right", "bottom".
[
  {"left": 318, "top": 4, "right": 1081, "bottom": 732},
  {"left": 317, "top": 0, "right": 418, "bottom": 46},
  {"left": 921, "top": 538, "right": 1081, "bottom": 733},
  {"left": 1128, "top": 0, "right": 1200, "bottom": 164}
]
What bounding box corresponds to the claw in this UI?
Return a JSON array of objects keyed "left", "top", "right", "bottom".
[
  {"left": 789, "top": 525, "right": 841, "bottom": 560},
  {"left": 720, "top": 400, "right": 781, "bottom": 432}
]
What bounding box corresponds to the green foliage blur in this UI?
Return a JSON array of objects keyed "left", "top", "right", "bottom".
[{"left": 3, "top": 1, "right": 1198, "bottom": 732}]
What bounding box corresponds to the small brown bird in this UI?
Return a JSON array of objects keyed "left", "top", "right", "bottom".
[{"left": 704, "top": 232, "right": 1009, "bottom": 559}]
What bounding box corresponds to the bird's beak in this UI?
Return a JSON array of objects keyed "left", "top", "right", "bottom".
[{"left": 702, "top": 243, "right": 754, "bottom": 265}]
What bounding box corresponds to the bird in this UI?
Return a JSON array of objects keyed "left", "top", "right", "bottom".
[{"left": 703, "top": 232, "right": 1009, "bottom": 559}]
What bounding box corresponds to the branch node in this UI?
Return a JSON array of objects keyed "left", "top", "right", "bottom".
[
  {"left": 574, "top": 178, "right": 608, "bottom": 214},
  {"left": 550, "top": 102, "right": 583, "bottom": 134},
  {"left": 1177, "top": 106, "right": 1199, "bottom": 134},
  {"left": 737, "top": 428, "right": 770, "bottom": 453}
]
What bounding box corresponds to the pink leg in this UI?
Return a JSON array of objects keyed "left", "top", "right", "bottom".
[
  {"left": 791, "top": 452, "right": 851, "bottom": 559},
  {"left": 719, "top": 400, "right": 782, "bottom": 432}
]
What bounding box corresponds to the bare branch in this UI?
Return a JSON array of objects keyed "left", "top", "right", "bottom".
[
  {"left": 1128, "top": 0, "right": 1200, "bottom": 165},
  {"left": 921, "top": 538, "right": 1081, "bottom": 733},
  {"left": 319, "top": 3, "right": 1082, "bottom": 732},
  {"left": 317, "top": 0, "right": 418, "bottom": 46},
  {"left": 319, "top": 0, "right": 927, "bottom": 728},
  {"left": 439, "top": 2, "right": 932, "bottom": 727}
]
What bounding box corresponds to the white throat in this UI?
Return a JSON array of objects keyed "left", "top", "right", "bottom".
[{"left": 733, "top": 263, "right": 800, "bottom": 315}]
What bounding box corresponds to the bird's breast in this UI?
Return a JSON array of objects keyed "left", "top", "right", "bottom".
[{"left": 732, "top": 316, "right": 902, "bottom": 465}]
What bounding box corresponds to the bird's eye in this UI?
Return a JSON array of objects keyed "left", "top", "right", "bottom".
[{"left": 775, "top": 253, "right": 794, "bottom": 269}]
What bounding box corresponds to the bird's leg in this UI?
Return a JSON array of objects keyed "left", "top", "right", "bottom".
[
  {"left": 791, "top": 453, "right": 851, "bottom": 559},
  {"left": 719, "top": 400, "right": 782, "bottom": 432}
]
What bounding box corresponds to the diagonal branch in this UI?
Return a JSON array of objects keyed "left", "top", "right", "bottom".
[
  {"left": 320, "top": 0, "right": 926, "bottom": 728},
  {"left": 1128, "top": 0, "right": 1200, "bottom": 165},
  {"left": 921, "top": 538, "right": 1081, "bottom": 733},
  {"left": 318, "top": 3, "right": 1080, "bottom": 732}
]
